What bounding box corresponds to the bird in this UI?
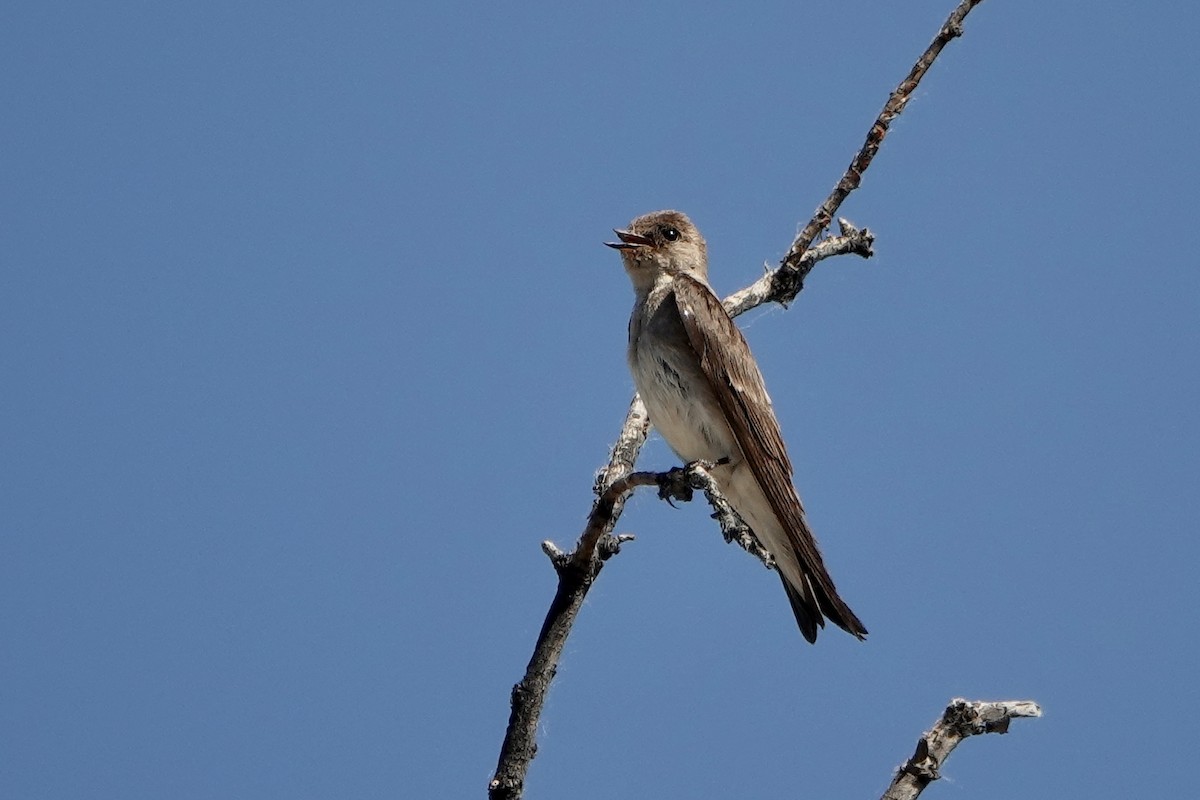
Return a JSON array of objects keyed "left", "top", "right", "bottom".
[{"left": 606, "top": 209, "right": 866, "bottom": 643}]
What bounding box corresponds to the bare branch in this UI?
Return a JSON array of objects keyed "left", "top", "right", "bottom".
[
  {"left": 684, "top": 463, "right": 776, "bottom": 568},
  {"left": 769, "top": 0, "right": 988, "bottom": 307},
  {"left": 881, "top": 699, "right": 1043, "bottom": 800},
  {"left": 489, "top": 461, "right": 763, "bottom": 800},
  {"left": 591, "top": 395, "right": 650, "bottom": 509},
  {"left": 488, "top": 468, "right": 651, "bottom": 800},
  {"left": 725, "top": 220, "right": 875, "bottom": 317}
]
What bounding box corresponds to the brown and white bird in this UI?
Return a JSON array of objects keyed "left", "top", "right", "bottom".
[{"left": 607, "top": 210, "right": 867, "bottom": 643}]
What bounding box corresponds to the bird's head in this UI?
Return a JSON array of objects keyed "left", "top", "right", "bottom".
[{"left": 606, "top": 210, "right": 708, "bottom": 291}]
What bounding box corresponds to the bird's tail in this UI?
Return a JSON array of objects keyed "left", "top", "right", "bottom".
[
  {"left": 781, "top": 571, "right": 867, "bottom": 644},
  {"left": 719, "top": 463, "right": 867, "bottom": 643}
]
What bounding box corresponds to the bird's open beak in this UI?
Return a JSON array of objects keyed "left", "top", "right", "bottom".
[{"left": 605, "top": 229, "right": 653, "bottom": 249}]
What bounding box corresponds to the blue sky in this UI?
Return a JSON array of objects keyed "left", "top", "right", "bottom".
[{"left": 3, "top": 1, "right": 1198, "bottom": 798}]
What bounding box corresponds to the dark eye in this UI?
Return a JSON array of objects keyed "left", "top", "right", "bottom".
[{"left": 662, "top": 227, "right": 680, "bottom": 241}]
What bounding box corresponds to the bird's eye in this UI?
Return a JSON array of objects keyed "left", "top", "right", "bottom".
[{"left": 662, "top": 227, "right": 680, "bottom": 241}]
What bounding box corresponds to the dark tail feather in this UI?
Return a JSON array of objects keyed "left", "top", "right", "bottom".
[
  {"left": 781, "top": 575, "right": 821, "bottom": 643},
  {"left": 781, "top": 574, "right": 868, "bottom": 644}
]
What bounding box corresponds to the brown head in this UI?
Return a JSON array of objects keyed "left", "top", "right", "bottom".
[{"left": 605, "top": 210, "right": 708, "bottom": 293}]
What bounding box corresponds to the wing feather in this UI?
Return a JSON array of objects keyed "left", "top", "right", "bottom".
[{"left": 671, "top": 276, "right": 867, "bottom": 640}]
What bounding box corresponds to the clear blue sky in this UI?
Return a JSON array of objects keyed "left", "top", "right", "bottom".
[{"left": 3, "top": 2, "right": 1197, "bottom": 798}]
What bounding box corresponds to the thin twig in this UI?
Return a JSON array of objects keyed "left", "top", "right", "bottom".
[
  {"left": 881, "top": 699, "right": 1043, "bottom": 800},
  {"left": 725, "top": 219, "right": 875, "bottom": 317},
  {"left": 685, "top": 463, "right": 775, "bottom": 567}
]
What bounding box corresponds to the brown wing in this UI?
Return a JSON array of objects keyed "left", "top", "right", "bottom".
[{"left": 671, "top": 275, "right": 867, "bottom": 641}]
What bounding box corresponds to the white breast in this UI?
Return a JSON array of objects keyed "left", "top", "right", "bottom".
[{"left": 630, "top": 329, "right": 737, "bottom": 464}]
